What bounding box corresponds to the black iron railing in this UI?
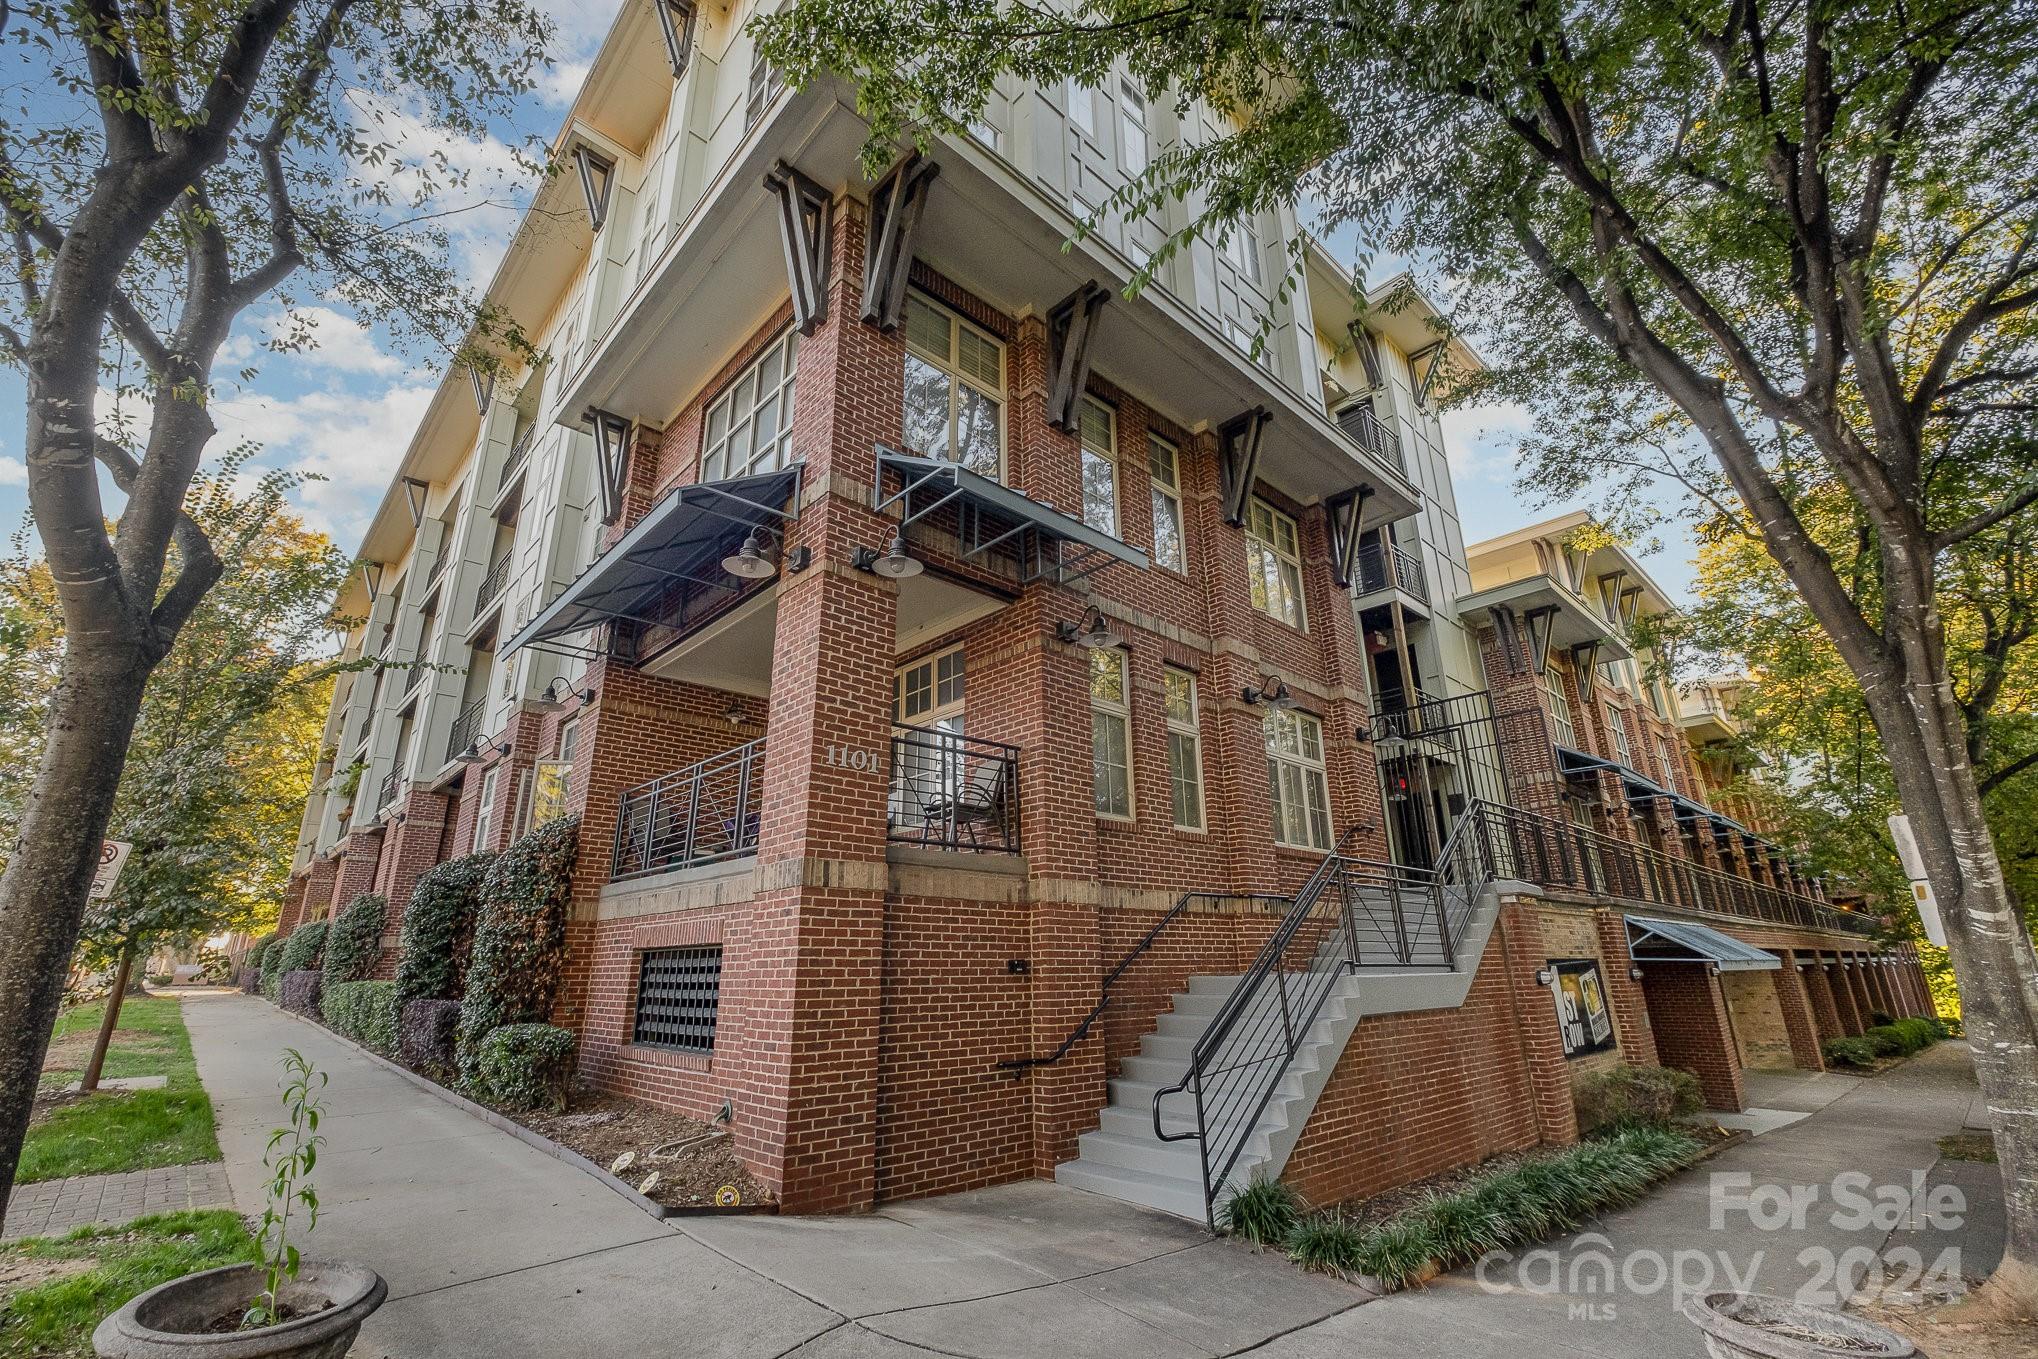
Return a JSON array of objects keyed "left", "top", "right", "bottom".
[
  {"left": 445, "top": 696, "right": 486, "bottom": 763},
  {"left": 474, "top": 548, "right": 512, "bottom": 614},
  {"left": 611, "top": 738, "right": 766, "bottom": 880},
  {"left": 1353, "top": 540, "right": 1429, "bottom": 604},
  {"left": 499, "top": 423, "right": 536, "bottom": 491},
  {"left": 1337, "top": 403, "right": 1404, "bottom": 473},
  {"left": 886, "top": 726, "right": 1020, "bottom": 853},
  {"left": 999, "top": 890, "right": 1290, "bottom": 1072},
  {"left": 425, "top": 545, "right": 448, "bottom": 589},
  {"left": 377, "top": 770, "right": 399, "bottom": 812},
  {"left": 1461, "top": 800, "right": 1875, "bottom": 937}
]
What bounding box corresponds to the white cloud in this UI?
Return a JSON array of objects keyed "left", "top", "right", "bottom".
[
  {"left": 0, "top": 456, "right": 24, "bottom": 486},
  {"left": 257, "top": 307, "right": 405, "bottom": 378},
  {"left": 212, "top": 383, "right": 437, "bottom": 545},
  {"left": 1440, "top": 400, "right": 1533, "bottom": 484},
  {"left": 537, "top": 60, "right": 591, "bottom": 108}
]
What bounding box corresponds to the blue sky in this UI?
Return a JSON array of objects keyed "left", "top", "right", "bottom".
[{"left": 0, "top": 8, "right": 1699, "bottom": 604}]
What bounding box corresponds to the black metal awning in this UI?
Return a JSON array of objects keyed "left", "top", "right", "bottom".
[
  {"left": 1627, "top": 915, "right": 1780, "bottom": 972},
  {"left": 503, "top": 466, "right": 802, "bottom": 658},
  {"left": 874, "top": 446, "right": 1148, "bottom": 583}
]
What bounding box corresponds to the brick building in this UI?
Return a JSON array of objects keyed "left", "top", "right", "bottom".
[{"left": 277, "top": 1, "right": 1930, "bottom": 1223}]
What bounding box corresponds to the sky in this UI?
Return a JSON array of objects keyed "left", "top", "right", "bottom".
[{"left": 0, "top": 5, "right": 1700, "bottom": 605}]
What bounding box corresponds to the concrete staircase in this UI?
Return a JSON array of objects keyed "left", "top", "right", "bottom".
[{"left": 1055, "top": 884, "right": 1500, "bottom": 1221}]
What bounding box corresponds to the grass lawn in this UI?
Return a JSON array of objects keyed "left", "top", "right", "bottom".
[
  {"left": 21, "top": 997, "right": 219, "bottom": 1183},
  {"left": 0, "top": 1210, "right": 258, "bottom": 1358}
]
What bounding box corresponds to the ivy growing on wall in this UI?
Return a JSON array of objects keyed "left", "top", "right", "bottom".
[
  {"left": 393, "top": 852, "right": 496, "bottom": 1013},
  {"left": 456, "top": 818, "right": 578, "bottom": 1084}
]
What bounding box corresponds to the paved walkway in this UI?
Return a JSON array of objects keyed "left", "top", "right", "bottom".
[
  {"left": 2, "top": 1162, "right": 233, "bottom": 1240},
  {"left": 181, "top": 994, "right": 2004, "bottom": 1359}
]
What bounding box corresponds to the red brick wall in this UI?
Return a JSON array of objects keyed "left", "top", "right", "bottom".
[{"left": 1640, "top": 964, "right": 1747, "bottom": 1111}]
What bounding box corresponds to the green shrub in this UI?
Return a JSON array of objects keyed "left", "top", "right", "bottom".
[
  {"left": 273, "top": 920, "right": 327, "bottom": 983},
  {"left": 1861, "top": 1025, "right": 1907, "bottom": 1057},
  {"left": 279, "top": 969, "right": 323, "bottom": 1017},
  {"left": 1822, "top": 1035, "right": 1880, "bottom": 1069},
  {"left": 1869, "top": 1010, "right": 1895, "bottom": 1028},
  {"left": 1220, "top": 1178, "right": 1301, "bottom": 1245},
  {"left": 1890, "top": 1017, "right": 1941, "bottom": 1053},
  {"left": 246, "top": 934, "right": 278, "bottom": 973},
  {"left": 393, "top": 852, "right": 496, "bottom": 1012},
  {"left": 1573, "top": 1064, "right": 1704, "bottom": 1133},
  {"left": 259, "top": 932, "right": 290, "bottom": 1000},
  {"left": 469, "top": 1023, "right": 577, "bottom": 1111},
  {"left": 456, "top": 818, "right": 578, "bottom": 1081},
  {"left": 322, "top": 893, "right": 386, "bottom": 986},
  {"left": 399, "top": 998, "right": 462, "bottom": 1077},
  {"left": 1285, "top": 1127, "right": 1702, "bottom": 1291},
  {"left": 323, "top": 980, "right": 399, "bottom": 1054}
]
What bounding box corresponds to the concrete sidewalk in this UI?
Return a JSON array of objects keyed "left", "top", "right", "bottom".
[{"left": 183, "top": 994, "right": 2002, "bottom": 1359}]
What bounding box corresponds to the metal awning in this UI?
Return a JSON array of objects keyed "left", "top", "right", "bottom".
[
  {"left": 1557, "top": 746, "right": 1616, "bottom": 777},
  {"left": 1557, "top": 747, "right": 1674, "bottom": 802},
  {"left": 1627, "top": 915, "right": 1780, "bottom": 971},
  {"left": 503, "top": 466, "right": 802, "bottom": 657},
  {"left": 875, "top": 446, "right": 1148, "bottom": 583}
]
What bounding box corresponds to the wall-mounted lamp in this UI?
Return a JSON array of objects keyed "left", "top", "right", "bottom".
[
  {"left": 457, "top": 739, "right": 513, "bottom": 764},
  {"left": 1056, "top": 605, "right": 1124, "bottom": 650},
  {"left": 723, "top": 698, "right": 746, "bottom": 727},
  {"left": 1709, "top": 965, "right": 1722, "bottom": 977},
  {"left": 851, "top": 530, "right": 922, "bottom": 579},
  {"left": 723, "top": 528, "right": 779, "bottom": 580},
  {"left": 543, "top": 677, "right": 596, "bottom": 707},
  {"left": 1628, "top": 965, "right": 1645, "bottom": 981},
  {"left": 1533, "top": 967, "right": 1556, "bottom": 986},
  {"left": 1243, "top": 674, "right": 1298, "bottom": 712}
]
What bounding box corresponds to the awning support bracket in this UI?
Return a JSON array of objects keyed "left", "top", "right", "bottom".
[
  {"left": 861, "top": 152, "right": 940, "bottom": 332},
  {"left": 1217, "top": 406, "right": 1272, "bottom": 526},
  {"left": 1046, "top": 281, "right": 1109, "bottom": 433},
  {"left": 765, "top": 160, "right": 833, "bottom": 335},
  {"left": 1325, "top": 485, "right": 1372, "bottom": 589}
]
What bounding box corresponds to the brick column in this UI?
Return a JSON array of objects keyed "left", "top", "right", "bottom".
[
  {"left": 296, "top": 855, "right": 338, "bottom": 930},
  {"left": 1912, "top": 948, "right": 1940, "bottom": 1018},
  {"left": 1824, "top": 955, "right": 1865, "bottom": 1035},
  {"left": 1802, "top": 955, "right": 1845, "bottom": 1043},
  {"left": 1592, "top": 909, "right": 1659, "bottom": 1065},
  {"left": 1477, "top": 627, "right": 1567, "bottom": 823},
  {"left": 1844, "top": 954, "right": 1879, "bottom": 1026},
  {"left": 1772, "top": 951, "right": 1825, "bottom": 1070},
  {"left": 1640, "top": 964, "right": 1747, "bottom": 1112},
  {"left": 277, "top": 873, "right": 309, "bottom": 937},
  {"left": 372, "top": 787, "right": 452, "bottom": 978},
  {"left": 1498, "top": 900, "right": 1580, "bottom": 1145},
  {"left": 332, "top": 827, "right": 384, "bottom": 913}
]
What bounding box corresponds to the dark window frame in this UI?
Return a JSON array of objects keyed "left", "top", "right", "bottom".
[{"left": 631, "top": 945, "right": 723, "bottom": 1054}]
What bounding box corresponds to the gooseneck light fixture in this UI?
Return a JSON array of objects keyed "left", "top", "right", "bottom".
[
  {"left": 1056, "top": 605, "right": 1124, "bottom": 650},
  {"left": 1242, "top": 673, "right": 1298, "bottom": 712},
  {"left": 852, "top": 529, "right": 924, "bottom": 579}
]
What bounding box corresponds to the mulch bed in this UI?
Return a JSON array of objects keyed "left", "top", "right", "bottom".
[{"left": 508, "top": 1089, "right": 771, "bottom": 1213}]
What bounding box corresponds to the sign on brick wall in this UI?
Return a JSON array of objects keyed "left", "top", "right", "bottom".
[{"left": 1551, "top": 958, "right": 1616, "bottom": 1058}]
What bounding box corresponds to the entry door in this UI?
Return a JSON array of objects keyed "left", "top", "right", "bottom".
[{"left": 891, "top": 648, "right": 965, "bottom": 836}]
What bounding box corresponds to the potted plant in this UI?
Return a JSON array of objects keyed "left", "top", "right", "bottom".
[
  {"left": 1682, "top": 1292, "right": 1917, "bottom": 1358},
  {"left": 94, "top": 1050, "right": 386, "bottom": 1358}
]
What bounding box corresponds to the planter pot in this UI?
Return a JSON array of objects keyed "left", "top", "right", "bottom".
[
  {"left": 1681, "top": 1291, "right": 1918, "bottom": 1359},
  {"left": 93, "top": 1262, "right": 386, "bottom": 1359}
]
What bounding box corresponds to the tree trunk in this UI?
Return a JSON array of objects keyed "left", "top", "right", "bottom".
[
  {"left": 0, "top": 654, "right": 151, "bottom": 1226},
  {"left": 122, "top": 949, "right": 149, "bottom": 997},
  {"left": 1862, "top": 645, "right": 2038, "bottom": 1313},
  {"left": 81, "top": 942, "right": 135, "bottom": 1093}
]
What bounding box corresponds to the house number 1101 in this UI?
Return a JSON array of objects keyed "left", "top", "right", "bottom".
[{"left": 824, "top": 744, "right": 880, "bottom": 772}]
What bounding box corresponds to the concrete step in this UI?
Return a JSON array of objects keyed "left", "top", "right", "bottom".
[
  {"left": 1137, "top": 1031, "right": 1197, "bottom": 1062},
  {"left": 1107, "top": 1076, "right": 1200, "bottom": 1125},
  {"left": 1075, "top": 1127, "right": 1204, "bottom": 1175},
  {"left": 1166, "top": 990, "right": 1230, "bottom": 1018},
  {"left": 1055, "top": 1158, "right": 1207, "bottom": 1221},
  {"left": 1186, "top": 974, "right": 1246, "bottom": 996},
  {"left": 1097, "top": 1103, "right": 1198, "bottom": 1141}
]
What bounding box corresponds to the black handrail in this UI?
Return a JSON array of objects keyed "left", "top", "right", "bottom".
[
  {"left": 998, "top": 890, "right": 1290, "bottom": 1073},
  {"left": 611, "top": 738, "right": 765, "bottom": 880},
  {"left": 886, "top": 724, "right": 1021, "bottom": 853}
]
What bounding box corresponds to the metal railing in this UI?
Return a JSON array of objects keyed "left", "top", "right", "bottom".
[
  {"left": 886, "top": 726, "right": 1020, "bottom": 853},
  {"left": 377, "top": 770, "right": 399, "bottom": 812},
  {"left": 499, "top": 424, "right": 536, "bottom": 491},
  {"left": 611, "top": 738, "right": 766, "bottom": 880},
  {"left": 474, "top": 548, "right": 513, "bottom": 614},
  {"left": 425, "top": 546, "right": 448, "bottom": 589},
  {"left": 1353, "top": 540, "right": 1430, "bottom": 604},
  {"left": 999, "top": 890, "right": 1291, "bottom": 1072},
  {"left": 1462, "top": 800, "right": 1875, "bottom": 936},
  {"left": 445, "top": 696, "right": 485, "bottom": 763},
  {"left": 1337, "top": 402, "right": 1404, "bottom": 473}
]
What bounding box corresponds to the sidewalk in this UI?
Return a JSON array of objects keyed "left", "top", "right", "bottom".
[
  {"left": 2, "top": 1162, "right": 232, "bottom": 1240},
  {"left": 182, "top": 994, "right": 2003, "bottom": 1359}
]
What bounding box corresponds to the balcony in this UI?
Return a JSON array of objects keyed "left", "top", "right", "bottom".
[
  {"left": 611, "top": 739, "right": 765, "bottom": 881},
  {"left": 474, "top": 548, "right": 513, "bottom": 616},
  {"left": 1354, "top": 541, "right": 1429, "bottom": 606},
  {"left": 424, "top": 545, "right": 448, "bottom": 590},
  {"left": 1335, "top": 403, "right": 1404, "bottom": 474},
  {"left": 377, "top": 771, "right": 399, "bottom": 812},
  {"left": 499, "top": 423, "right": 536, "bottom": 493},
  {"left": 445, "top": 697, "right": 486, "bottom": 764},
  {"left": 887, "top": 726, "right": 1020, "bottom": 854}
]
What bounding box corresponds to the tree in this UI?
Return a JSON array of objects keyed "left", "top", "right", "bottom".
[
  {"left": 0, "top": 0, "right": 549, "bottom": 1224},
  {"left": 1, "top": 463, "right": 348, "bottom": 1085},
  {"left": 753, "top": 0, "right": 2038, "bottom": 1306}
]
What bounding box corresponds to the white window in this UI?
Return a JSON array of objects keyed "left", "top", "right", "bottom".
[
  {"left": 1117, "top": 79, "right": 1148, "bottom": 173},
  {"left": 1163, "top": 668, "right": 1204, "bottom": 831},
  {"left": 557, "top": 716, "right": 581, "bottom": 763},
  {"left": 894, "top": 646, "right": 965, "bottom": 730},
  {"left": 902, "top": 293, "right": 1005, "bottom": 479},
  {"left": 472, "top": 765, "right": 499, "bottom": 853},
  {"left": 1079, "top": 397, "right": 1119, "bottom": 537},
  {"left": 701, "top": 330, "right": 798, "bottom": 480},
  {"left": 1246, "top": 498, "right": 1306, "bottom": 629},
  {"left": 1147, "top": 434, "right": 1185, "bottom": 572},
  {"left": 745, "top": 46, "right": 783, "bottom": 130},
  {"left": 1265, "top": 709, "right": 1332, "bottom": 851},
  {"left": 1540, "top": 669, "right": 1577, "bottom": 748},
  {"left": 1605, "top": 703, "right": 1634, "bottom": 767},
  {"left": 1224, "top": 219, "right": 1263, "bottom": 286},
  {"left": 1090, "top": 647, "right": 1133, "bottom": 820},
  {"left": 1655, "top": 737, "right": 1680, "bottom": 794},
  {"left": 1068, "top": 81, "right": 1098, "bottom": 136}
]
